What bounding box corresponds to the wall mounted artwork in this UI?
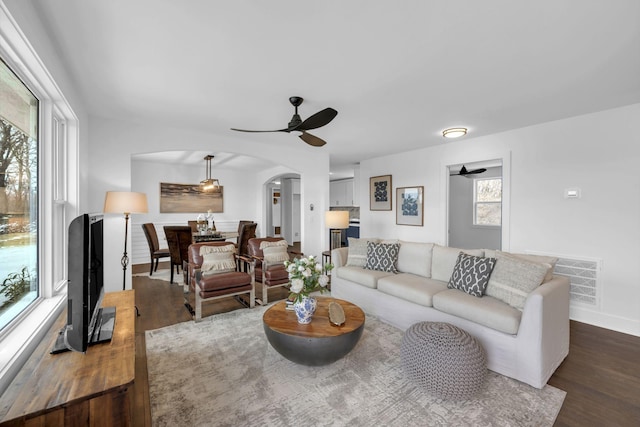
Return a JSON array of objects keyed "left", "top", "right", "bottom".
[
  {"left": 159, "top": 182, "right": 224, "bottom": 213},
  {"left": 370, "top": 175, "right": 392, "bottom": 211},
  {"left": 396, "top": 186, "right": 423, "bottom": 226}
]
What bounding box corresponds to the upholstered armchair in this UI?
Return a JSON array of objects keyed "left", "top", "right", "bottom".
[
  {"left": 247, "top": 237, "right": 298, "bottom": 304},
  {"left": 186, "top": 242, "right": 255, "bottom": 321}
]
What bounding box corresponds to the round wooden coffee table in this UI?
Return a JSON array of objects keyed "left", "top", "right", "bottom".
[{"left": 263, "top": 297, "right": 365, "bottom": 366}]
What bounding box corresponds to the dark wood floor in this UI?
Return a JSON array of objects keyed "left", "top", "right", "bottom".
[{"left": 131, "top": 274, "right": 640, "bottom": 427}]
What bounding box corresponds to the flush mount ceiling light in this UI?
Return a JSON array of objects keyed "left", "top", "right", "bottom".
[
  {"left": 442, "top": 128, "right": 468, "bottom": 139},
  {"left": 200, "top": 155, "right": 221, "bottom": 192}
]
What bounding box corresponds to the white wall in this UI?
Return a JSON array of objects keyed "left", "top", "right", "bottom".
[
  {"left": 129, "top": 159, "right": 262, "bottom": 265},
  {"left": 88, "top": 117, "right": 330, "bottom": 292},
  {"left": 359, "top": 104, "right": 640, "bottom": 336}
]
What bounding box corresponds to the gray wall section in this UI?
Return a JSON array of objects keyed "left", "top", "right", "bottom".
[{"left": 449, "top": 166, "right": 502, "bottom": 250}]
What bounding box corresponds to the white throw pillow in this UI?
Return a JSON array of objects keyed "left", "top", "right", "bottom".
[
  {"left": 201, "top": 251, "right": 236, "bottom": 276},
  {"left": 259, "top": 239, "right": 288, "bottom": 249},
  {"left": 498, "top": 251, "right": 558, "bottom": 283},
  {"left": 485, "top": 252, "right": 548, "bottom": 310},
  {"left": 199, "top": 244, "right": 235, "bottom": 255},
  {"left": 396, "top": 241, "right": 434, "bottom": 278},
  {"left": 346, "top": 238, "right": 380, "bottom": 268},
  {"left": 263, "top": 245, "right": 290, "bottom": 263}
]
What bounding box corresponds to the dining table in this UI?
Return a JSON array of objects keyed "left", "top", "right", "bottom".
[{"left": 192, "top": 231, "right": 239, "bottom": 243}]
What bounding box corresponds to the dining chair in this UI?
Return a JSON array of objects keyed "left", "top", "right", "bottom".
[
  {"left": 188, "top": 220, "right": 198, "bottom": 233},
  {"left": 163, "top": 225, "right": 193, "bottom": 284},
  {"left": 237, "top": 222, "right": 257, "bottom": 258},
  {"left": 141, "top": 223, "right": 170, "bottom": 276}
]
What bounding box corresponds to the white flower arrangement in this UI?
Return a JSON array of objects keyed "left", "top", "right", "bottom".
[{"left": 284, "top": 255, "right": 333, "bottom": 303}]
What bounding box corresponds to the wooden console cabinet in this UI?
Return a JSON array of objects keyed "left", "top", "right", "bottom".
[{"left": 0, "top": 290, "right": 135, "bottom": 426}]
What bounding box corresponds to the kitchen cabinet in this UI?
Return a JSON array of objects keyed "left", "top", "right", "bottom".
[{"left": 330, "top": 179, "right": 355, "bottom": 206}]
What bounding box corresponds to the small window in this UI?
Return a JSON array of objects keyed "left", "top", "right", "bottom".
[{"left": 474, "top": 177, "right": 502, "bottom": 226}]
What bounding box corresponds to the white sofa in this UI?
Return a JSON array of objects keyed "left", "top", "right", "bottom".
[{"left": 330, "top": 240, "right": 570, "bottom": 389}]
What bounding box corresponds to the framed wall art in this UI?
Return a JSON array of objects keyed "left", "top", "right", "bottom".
[
  {"left": 160, "top": 182, "right": 224, "bottom": 213},
  {"left": 396, "top": 186, "right": 424, "bottom": 226},
  {"left": 370, "top": 175, "right": 392, "bottom": 211}
]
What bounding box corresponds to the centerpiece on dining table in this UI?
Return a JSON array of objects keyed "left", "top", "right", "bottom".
[{"left": 285, "top": 255, "right": 333, "bottom": 324}]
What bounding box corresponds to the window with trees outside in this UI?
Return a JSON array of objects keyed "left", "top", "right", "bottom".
[
  {"left": 0, "top": 58, "right": 39, "bottom": 331},
  {"left": 474, "top": 177, "right": 502, "bottom": 226}
]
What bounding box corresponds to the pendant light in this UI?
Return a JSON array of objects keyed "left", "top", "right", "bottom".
[{"left": 200, "top": 155, "right": 221, "bottom": 192}]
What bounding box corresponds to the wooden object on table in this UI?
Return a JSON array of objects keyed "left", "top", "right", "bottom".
[{"left": 0, "top": 290, "right": 136, "bottom": 426}]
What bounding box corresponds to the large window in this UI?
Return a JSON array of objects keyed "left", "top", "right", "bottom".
[
  {"left": 474, "top": 177, "right": 502, "bottom": 226},
  {"left": 0, "top": 58, "right": 38, "bottom": 331}
]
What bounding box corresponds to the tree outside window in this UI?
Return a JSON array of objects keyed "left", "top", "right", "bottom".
[
  {"left": 474, "top": 178, "right": 502, "bottom": 226},
  {"left": 0, "top": 58, "right": 39, "bottom": 331}
]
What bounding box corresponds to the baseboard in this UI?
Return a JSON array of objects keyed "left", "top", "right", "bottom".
[{"left": 570, "top": 306, "right": 640, "bottom": 337}]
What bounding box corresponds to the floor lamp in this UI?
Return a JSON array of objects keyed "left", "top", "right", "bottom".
[
  {"left": 104, "top": 191, "right": 149, "bottom": 291},
  {"left": 325, "top": 211, "right": 350, "bottom": 250}
]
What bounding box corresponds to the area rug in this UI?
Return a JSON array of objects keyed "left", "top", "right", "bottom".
[
  {"left": 134, "top": 269, "right": 183, "bottom": 285},
  {"left": 145, "top": 306, "right": 565, "bottom": 427}
]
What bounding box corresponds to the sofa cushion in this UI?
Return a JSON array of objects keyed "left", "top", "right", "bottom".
[
  {"left": 377, "top": 274, "right": 447, "bottom": 307},
  {"left": 448, "top": 252, "right": 496, "bottom": 297},
  {"left": 431, "top": 245, "right": 485, "bottom": 282},
  {"left": 364, "top": 242, "right": 400, "bottom": 273},
  {"left": 396, "top": 242, "right": 434, "bottom": 278},
  {"left": 432, "top": 289, "right": 522, "bottom": 335},
  {"left": 346, "top": 237, "right": 380, "bottom": 267},
  {"left": 485, "top": 252, "right": 548, "bottom": 310},
  {"left": 335, "top": 266, "right": 393, "bottom": 289}
]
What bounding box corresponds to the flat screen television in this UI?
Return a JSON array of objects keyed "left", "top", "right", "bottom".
[{"left": 51, "top": 213, "right": 115, "bottom": 354}]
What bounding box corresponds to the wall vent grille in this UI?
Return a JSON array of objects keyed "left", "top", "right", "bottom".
[{"left": 526, "top": 252, "right": 600, "bottom": 307}]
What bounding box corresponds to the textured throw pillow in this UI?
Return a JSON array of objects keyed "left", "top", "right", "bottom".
[
  {"left": 262, "top": 245, "right": 290, "bottom": 263},
  {"left": 199, "top": 244, "right": 235, "bottom": 255},
  {"left": 259, "top": 239, "right": 288, "bottom": 249},
  {"left": 201, "top": 251, "right": 236, "bottom": 276},
  {"left": 448, "top": 252, "right": 496, "bottom": 297},
  {"left": 485, "top": 252, "right": 548, "bottom": 310},
  {"left": 346, "top": 238, "right": 380, "bottom": 267},
  {"left": 364, "top": 242, "right": 400, "bottom": 273},
  {"left": 498, "top": 251, "right": 558, "bottom": 283}
]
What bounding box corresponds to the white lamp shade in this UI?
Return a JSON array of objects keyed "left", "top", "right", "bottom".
[
  {"left": 325, "top": 211, "right": 349, "bottom": 229},
  {"left": 103, "top": 191, "right": 149, "bottom": 214}
]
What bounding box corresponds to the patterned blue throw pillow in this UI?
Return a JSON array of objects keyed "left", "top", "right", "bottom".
[
  {"left": 364, "top": 242, "right": 400, "bottom": 273},
  {"left": 448, "top": 252, "right": 496, "bottom": 297}
]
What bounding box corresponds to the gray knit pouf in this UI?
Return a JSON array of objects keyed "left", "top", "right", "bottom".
[{"left": 401, "top": 322, "right": 487, "bottom": 400}]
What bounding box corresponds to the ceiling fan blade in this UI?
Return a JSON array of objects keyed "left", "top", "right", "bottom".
[
  {"left": 467, "top": 168, "right": 487, "bottom": 174},
  {"left": 295, "top": 108, "right": 338, "bottom": 131},
  {"left": 299, "top": 131, "right": 326, "bottom": 147},
  {"left": 230, "top": 127, "right": 288, "bottom": 133}
]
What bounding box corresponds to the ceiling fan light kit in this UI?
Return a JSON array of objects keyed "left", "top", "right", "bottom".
[
  {"left": 442, "top": 128, "right": 468, "bottom": 138},
  {"left": 200, "top": 155, "right": 221, "bottom": 192},
  {"left": 231, "top": 96, "right": 338, "bottom": 147}
]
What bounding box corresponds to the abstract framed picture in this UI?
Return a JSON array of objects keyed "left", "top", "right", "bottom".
[
  {"left": 160, "top": 182, "right": 224, "bottom": 213},
  {"left": 370, "top": 175, "right": 392, "bottom": 211},
  {"left": 396, "top": 186, "right": 424, "bottom": 226}
]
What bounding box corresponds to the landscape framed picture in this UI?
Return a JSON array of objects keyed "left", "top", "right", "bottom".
[
  {"left": 396, "top": 186, "right": 424, "bottom": 226},
  {"left": 160, "top": 182, "right": 224, "bottom": 213},
  {"left": 370, "top": 175, "right": 392, "bottom": 211}
]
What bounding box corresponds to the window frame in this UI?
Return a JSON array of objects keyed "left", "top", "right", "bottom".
[
  {"left": 473, "top": 177, "right": 502, "bottom": 227},
  {"left": 0, "top": 4, "right": 79, "bottom": 391}
]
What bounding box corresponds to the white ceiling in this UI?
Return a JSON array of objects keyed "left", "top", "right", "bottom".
[{"left": 29, "top": 1, "right": 640, "bottom": 180}]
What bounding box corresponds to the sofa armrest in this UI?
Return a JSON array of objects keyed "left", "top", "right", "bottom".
[
  {"left": 516, "top": 275, "right": 571, "bottom": 387},
  {"left": 331, "top": 247, "right": 349, "bottom": 268}
]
